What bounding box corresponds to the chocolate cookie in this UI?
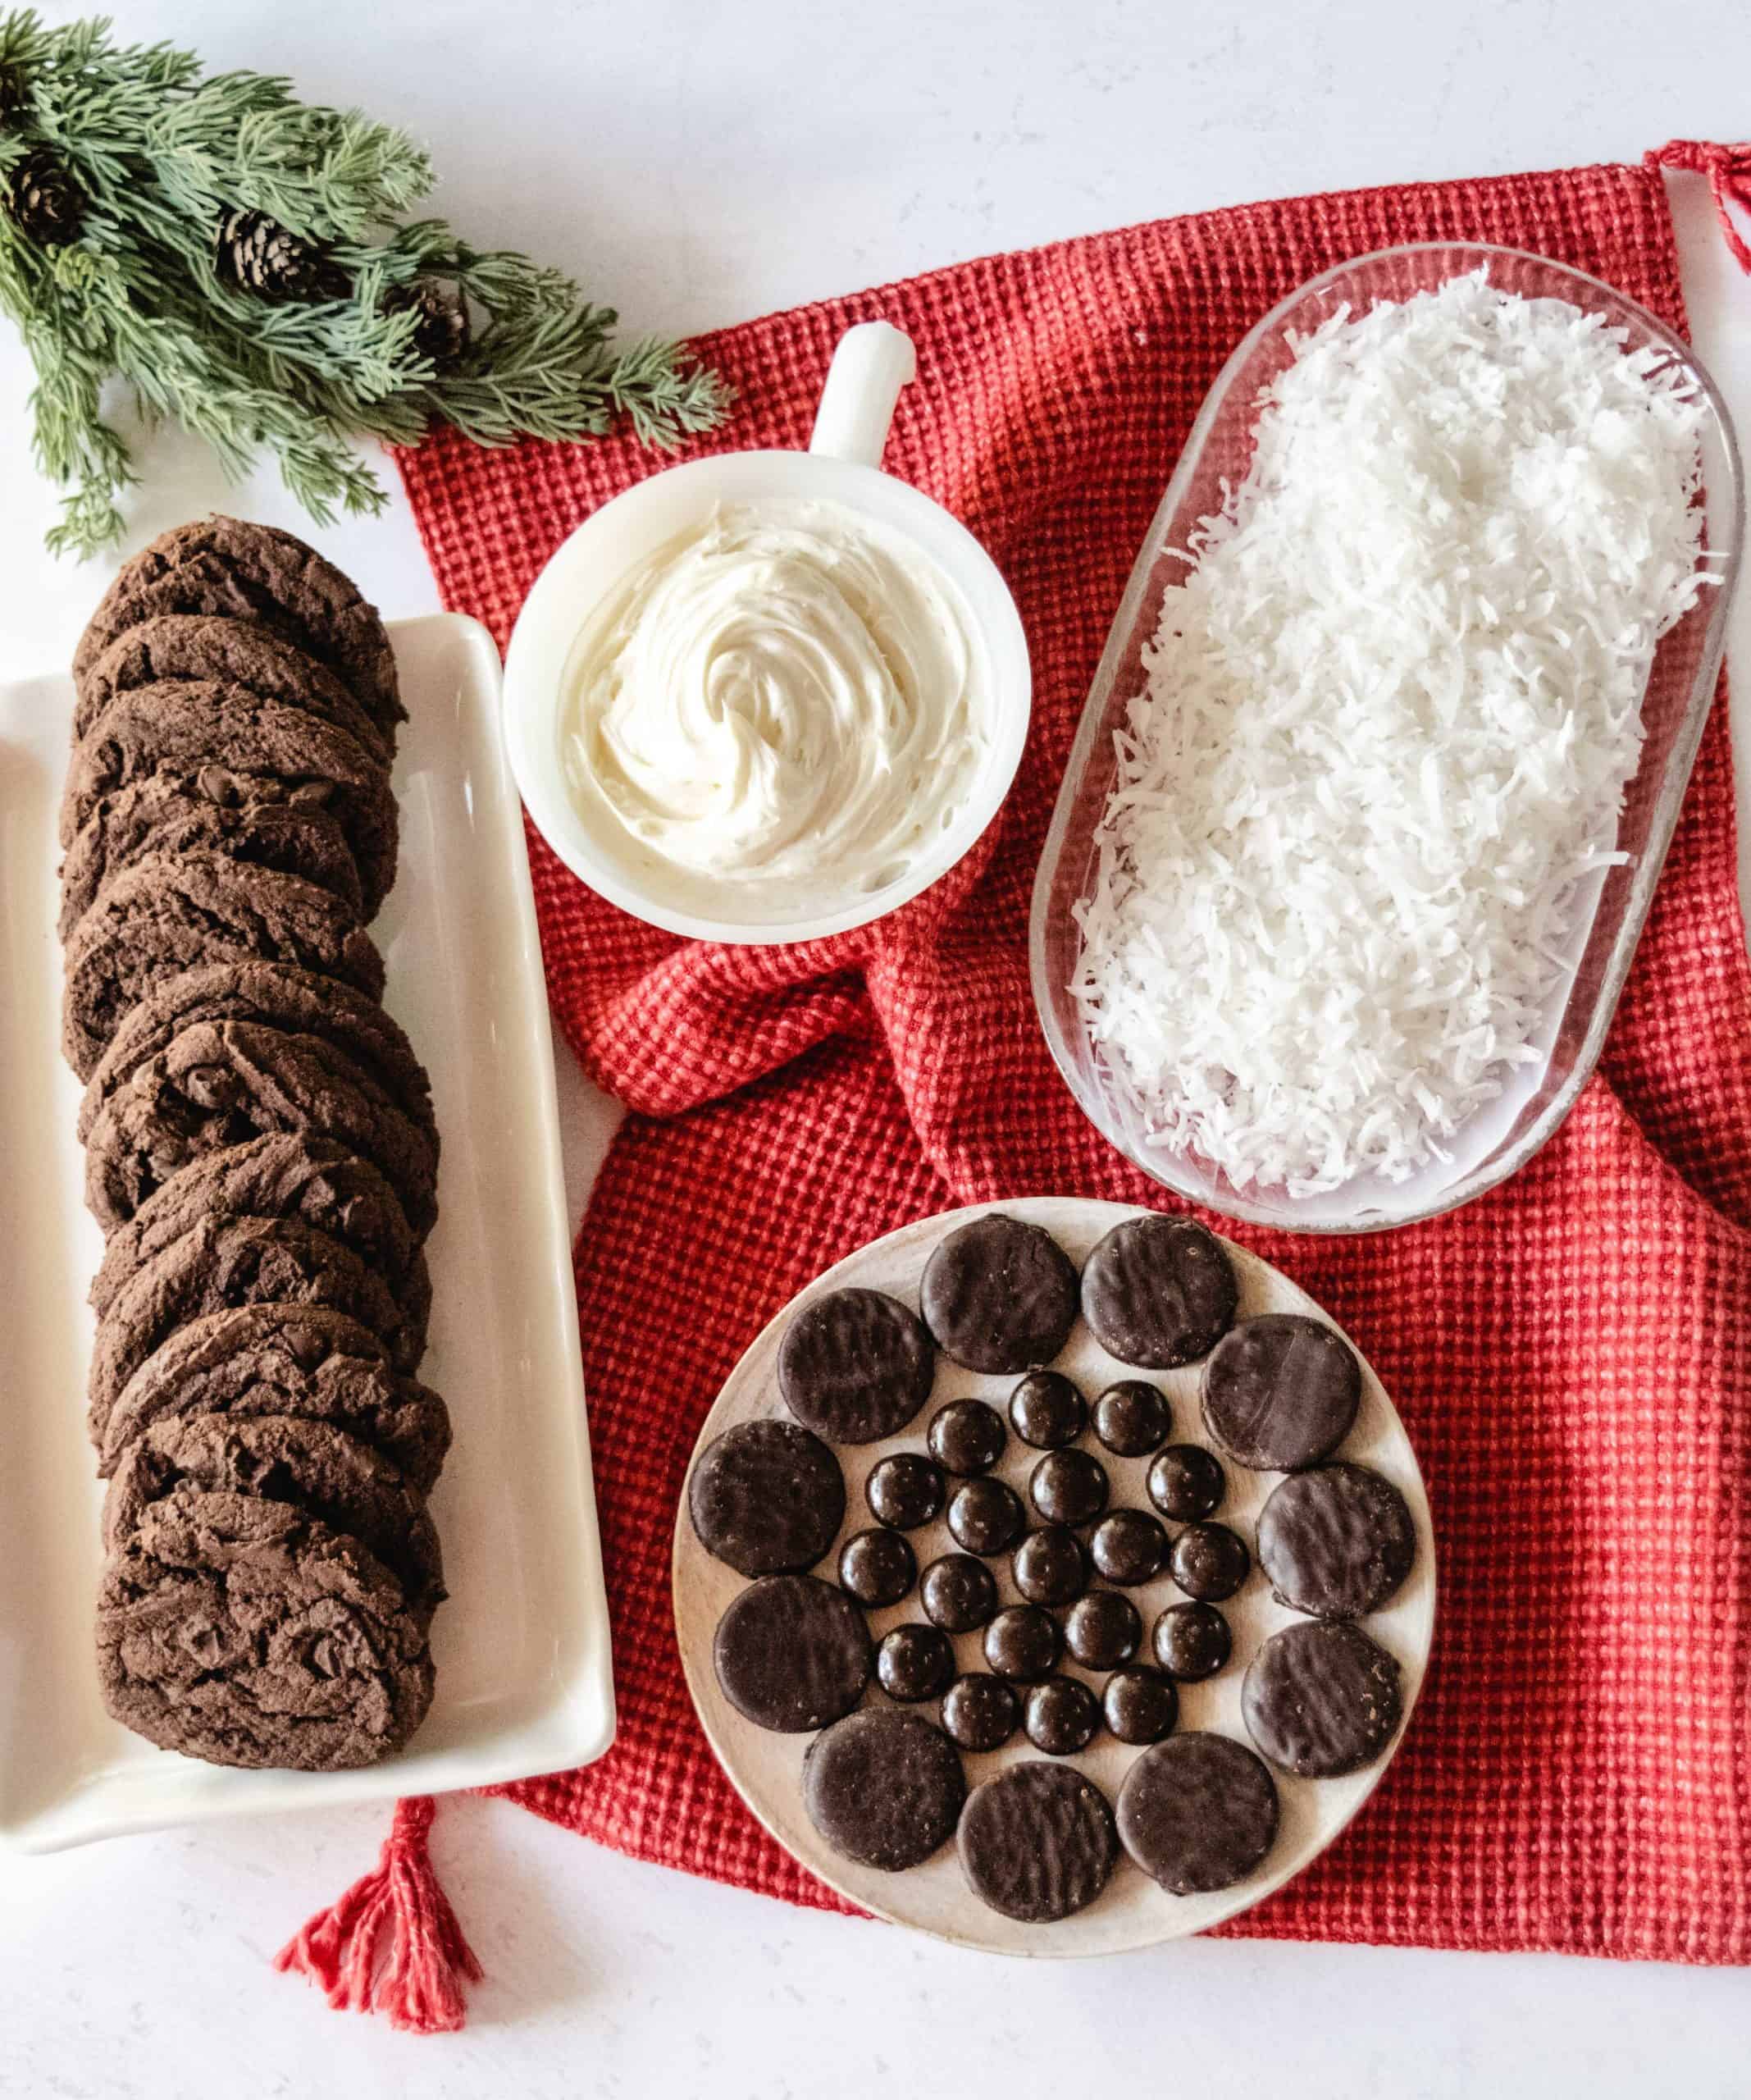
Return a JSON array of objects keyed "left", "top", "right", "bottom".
[
  {"left": 74, "top": 613, "right": 391, "bottom": 758},
  {"left": 713, "top": 1573, "right": 872, "bottom": 1732},
  {"left": 1116, "top": 1733, "right": 1279, "bottom": 1896},
  {"left": 103, "top": 1413, "right": 444, "bottom": 1624},
  {"left": 82, "top": 1017, "right": 440, "bottom": 1237},
  {"left": 1243, "top": 1620, "right": 1404, "bottom": 1777},
  {"left": 91, "top": 1134, "right": 426, "bottom": 1326},
  {"left": 96, "top": 1305, "right": 449, "bottom": 1488},
  {"left": 62, "top": 854, "right": 384, "bottom": 1081},
  {"left": 778, "top": 1287, "right": 935, "bottom": 1443},
  {"left": 1081, "top": 1216, "right": 1238, "bottom": 1369},
  {"left": 96, "top": 1486, "right": 432, "bottom": 1770},
  {"left": 88, "top": 1214, "right": 425, "bottom": 1445},
  {"left": 803, "top": 1709, "right": 965, "bottom": 1871},
  {"left": 59, "top": 778, "right": 363, "bottom": 939},
  {"left": 920, "top": 1215, "right": 1078, "bottom": 1374},
  {"left": 689, "top": 1419, "right": 845, "bottom": 1577},
  {"left": 1202, "top": 1315, "right": 1362, "bottom": 1472},
  {"left": 80, "top": 961, "right": 435, "bottom": 1150},
  {"left": 1256, "top": 1463, "right": 1416, "bottom": 1619},
  {"left": 73, "top": 518, "right": 402, "bottom": 738},
  {"left": 958, "top": 1762, "right": 1118, "bottom": 1923},
  {"left": 61, "top": 681, "right": 397, "bottom": 911}
]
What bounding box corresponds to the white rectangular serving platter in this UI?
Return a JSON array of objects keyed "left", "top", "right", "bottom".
[{"left": 0, "top": 613, "right": 615, "bottom": 1851}]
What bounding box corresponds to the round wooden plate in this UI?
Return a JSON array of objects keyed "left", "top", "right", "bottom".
[{"left": 672, "top": 1197, "right": 1436, "bottom": 1956}]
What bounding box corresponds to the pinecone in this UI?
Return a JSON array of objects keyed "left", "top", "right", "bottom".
[
  {"left": 386, "top": 277, "right": 470, "bottom": 372},
  {"left": 214, "top": 207, "right": 334, "bottom": 300},
  {"left": 5, "top": 148, "right": 84, "bottom": 246}
]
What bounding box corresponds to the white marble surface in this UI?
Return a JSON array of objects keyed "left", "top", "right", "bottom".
[{"left": 5, "top": 0, "right": 1751, "bottom": 2090}]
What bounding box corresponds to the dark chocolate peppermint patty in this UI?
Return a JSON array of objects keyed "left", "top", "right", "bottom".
[
  {"left": 689, "top": 1418, "right": 845, "bottom": 1577},
  {"left": 803, "top": 1709, "right": 964, "bottom": 1872},
  {"left": 1081, "top": 1215, "right": 1237, "bottom": 1369},
  {"left": 713, "top": 1573, "right": 872, "bottom": 1732},
  {"left": 1117, "top": 1733, "right": 1279, "bottom": 1896},
  {"left": 1202, "top": 1313, "right": 1362, "bottom": 1472},
  {"left": 958, "top": 1762, "right": 1118, "bottom": 1922},
  {"left": 779, "top": 1287, "right": 935, "bottom": 1443},
  {"left": 1243, "top": 1620, "right": 1404, "bottom": 1778},
  {"left": 920, "top": 1213, "right": 1078, "bottom": 1374},
  {"left": 1256, "top": 1461, "right": 1416, "bottom": 1619}
]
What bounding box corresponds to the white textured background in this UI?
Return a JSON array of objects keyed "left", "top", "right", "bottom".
[{"left": 5, "top": 1, "right": 1751, "bottom": 2093}]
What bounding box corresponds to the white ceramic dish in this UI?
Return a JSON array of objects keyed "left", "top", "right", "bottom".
[
  {"left": 673, "top": 1196, "right": 1434, "bottom": 1956},
  {"left": 503, "top": 322, "right": 1033, "bottom": 944},
  {"left": 0, "top": 613, "right": 616, "bottom": 1852}
]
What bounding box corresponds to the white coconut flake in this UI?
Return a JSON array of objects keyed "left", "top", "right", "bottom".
[{"left": 1072, "top": 271, "right": 1715, "bottom": 1198}]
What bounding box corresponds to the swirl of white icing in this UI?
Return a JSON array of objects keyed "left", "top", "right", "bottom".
[{"left": 562, "top": 500, "right": 985, "bottom": 898}]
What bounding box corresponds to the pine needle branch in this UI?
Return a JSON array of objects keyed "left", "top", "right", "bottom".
[{"left": 0, "top": 8, "right": 728, "bottom": 555}]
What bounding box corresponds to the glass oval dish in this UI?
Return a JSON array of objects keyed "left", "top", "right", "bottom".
[{"left": 1030, "top": 242, "right": 1744, "bottom": 1235}]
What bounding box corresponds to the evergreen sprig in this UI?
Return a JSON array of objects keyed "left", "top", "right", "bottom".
[{"left": 0, "top": 11, "right": 729, "bottom": 555}]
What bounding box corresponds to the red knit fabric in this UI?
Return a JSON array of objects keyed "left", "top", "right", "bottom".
[{"left": 396, "top": 158, "right": 1751, "bottom": 1963}]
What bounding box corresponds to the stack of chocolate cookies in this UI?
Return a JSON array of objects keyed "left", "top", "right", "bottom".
[{"left": 60, "top": 517, "right": 450, "bottom": 1774}]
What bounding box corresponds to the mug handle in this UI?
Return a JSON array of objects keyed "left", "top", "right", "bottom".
[{"left": 808, "top": 322, "right": 917, "bottom": 469}]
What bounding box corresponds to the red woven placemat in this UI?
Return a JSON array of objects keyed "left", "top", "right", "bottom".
[{"left": 398, "top": 156, "right": 1751, "bottom": 1964}]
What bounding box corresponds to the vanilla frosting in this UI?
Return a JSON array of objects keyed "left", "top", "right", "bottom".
[{"left": 560, "top": 499, "right": 987, "bottom": 915}]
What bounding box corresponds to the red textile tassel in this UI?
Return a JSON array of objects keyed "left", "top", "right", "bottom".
[
  {"left": 1645, "top": 139, "right": 1751, "bottom": 272},
  {"left": 275, "top": 1796, "right": 482, "bottom": 2035}
]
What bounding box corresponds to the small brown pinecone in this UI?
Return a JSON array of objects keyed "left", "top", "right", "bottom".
[
  {"left": 386, "top": 277, "right": 470, "bottom": 372},
  {"left": 5, "top": 147, "right": 84, "bottom": 246},
  {"left": 214, "top": 207, "right": 334, "bottom": 300}
]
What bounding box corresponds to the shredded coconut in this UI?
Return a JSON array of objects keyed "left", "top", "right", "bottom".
[{"left": 1072, "top": 271, "right": 1714, "bottom": 1197}]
